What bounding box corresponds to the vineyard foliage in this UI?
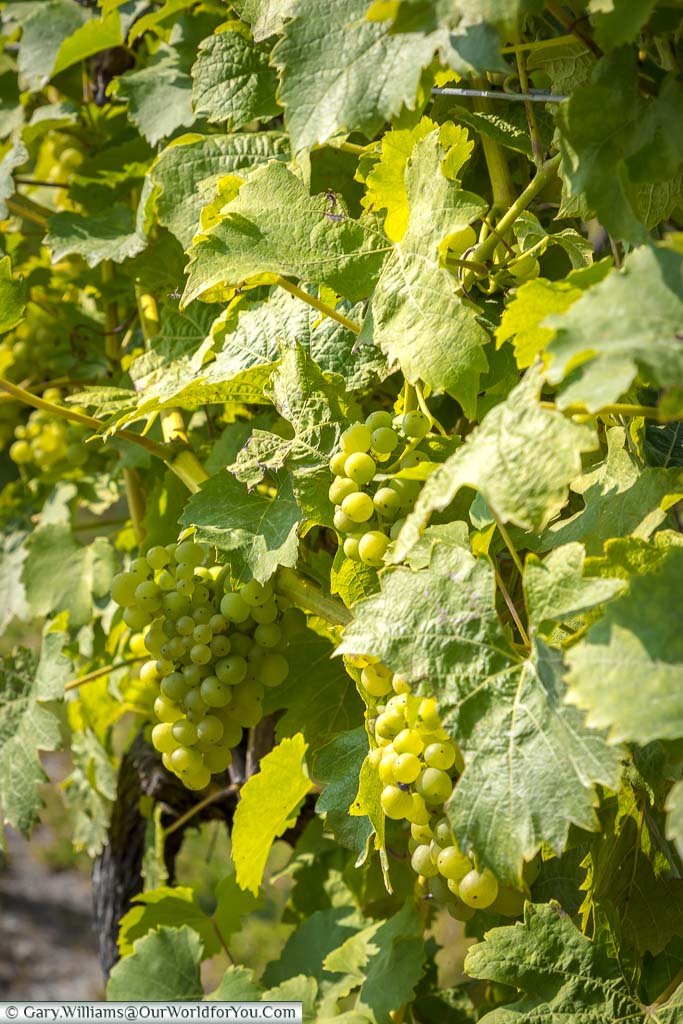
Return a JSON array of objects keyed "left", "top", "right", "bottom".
[{"left": 0, "top": 0, "right": 683, "bottom": 1018}]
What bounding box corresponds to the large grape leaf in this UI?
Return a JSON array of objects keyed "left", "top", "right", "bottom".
[
  {"left": 51, "top": 10, "right": 123, "bottom": 77},
  {"left": 0, "top": 255, "right": 26, "bottom": 334},
  {"left": 232, "top": 734, "right": 312, "bottom": 895},
  {"left": 0, "top": 626, "right": 70, "bottom": 835},
  {"left": 338, "top": 546, "right": 621, "bottom": 882},
  {"left": 465, "top": 902, "right": 683, "bottom": 1023},
  {"left": 263, "top": 906, "right": 368, "bottom": 987},
  {"left": 22, "top": 527, "right": 115, "bottom": 628},
  {"left": 180, "top": 470, "right": 301, "bottom": 584},
  {"left": 231, "top": 346, "right": 349, "bottom": 524},
  {"left": 45, "top": 206, "right": 146, "bottom": 267},
  {"left": 3, "top": 0, "right": 87, "bottom": 91},
  {"left": 394, "top": 370, "right": 597, "bottom": 562},
  {"left": 362, "top": 130, "right": 489, "bottom": 418},
  {"left": 544, "top": 245, "right": 683, "bottom": 410},
  {"left": 524, "top": 543, "right": 627, "bottom": 630},
  {"left": 191, "top": 26, "right": 279, "bottom": 129},
  {"left": 183, "top": 160, "right": 387, "bottom": 306},
  {"left": 580, "top": 788, "right": 683, "bottom": 956},
  {"left": 62, "top": 728, "right": 115, "bottom": 858},
  {"left": 539, "top": 427, "right": 682, "bottom": 555},
  {"left": 148, "top": 132, "right": 289, "bottom": 248},
  {"left": 113, "top": 45, "right": 196, "bottom": 146},
  {"left": 565, "top": 545, "right": 683, "bottom": 746},
  {"left": 313, "top": 727, "right": 373, "bottom": 856},
  {"left": 271, "top": 0, "right": 437, "bottom": 152},
  {"left": 106, "top": 926, "right": 204, "bottom": 1000}
]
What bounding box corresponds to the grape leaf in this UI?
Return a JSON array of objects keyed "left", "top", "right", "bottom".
[
  {"left": 231, "top": 346, "right": 349, "bottom": 524},
  {"left": 524, "top": 542, "right": 627, "bottom": 629},
  {"left": 106, "top": 926, "right": 204, "bottom": 1000},
  {"left": 666, "top": 780, "right": 683, "bottom": 862},
  {"left": 0, "top": 138, "right": 27, "bottom": 219},
  {"left": 52, "top": 10, "right": 123, "bottom": 77},
  {"left": 264, "top": 626, "right": 362, "bottom": 757},
  {"left": 62, "top": 728, "right": 115, "bottom": 857},
  {"left": 45, "top": 206, "right": 146, "bottom": 268},
  {"left": 208, "top": 965, "right": 263, "bottom": 1000},
  {"left": 580, "top": 788, "right": 683, "bottom": 956},
  {"left": 191, "top": 26, "right": 279, "bottom": 129},
  {"left": 22, "top": 527, "right": 115, "bottom": 628},
  {"left": 0, "top": 255, "right": 26, "bottom": 334},
  {"left": 148, "top": 131, "right": 289, "bottom": 248},
  {"left": 271, "top": 0, "right": 437, "bottom": 152},
  {"left": 338, "top": 547, "right": 621, "bottom": 881},
  {"left": 0, "top": 626, "right": 69, "bottom": 835},
  {"left": 113, "top": 45, "right": 195, "bottom": 146},
  {"left": 183, "top": 160, "right": 387, "bottom": 306},
  {"left": 362, "top": 130, "right": 489, "bottom": 417},
  {"left": 263, "top": 905, "right": 367, "bottom": 987},
  {"left": 465, "top": 902, "right": 683, "bottom": 1023},
  {"left": 179, "top": 470, "right": 302, "bottom": 585},
  {"left": 565, "top": 545, "right": 683, "bottom": 746},
  {"left": 394, "top": 370, "right": 597, "bottom": 561},
  {"left": 545, "top": 245, "right": 683, "bottom": 410},
  {"left": 312, "top": 727, "right": 373, "bottom": 855},
  {"left": 0, "top": 530, "right": 29, "bottom": 631},
  {"left": 232, "top": 733, "right": 312, "bottom": 895},
  {"left": 3, "top": 0, "right": 88, "bottom": 91},
  {"left": 539, "top": 427, "right": 682, "bottom": 555}
]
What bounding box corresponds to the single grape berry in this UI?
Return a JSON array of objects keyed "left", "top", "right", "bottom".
[
  {"left": 341, "top": 492, "right": 374, "bottom": 524},
  {"left": 459, "top": 868, "right": 499, "bottom": 908},
  {"left": 358, "top": 531, "right": 389, "bottom": 567},
  {"left": 340, "top": 423, "right": 372, "bottom": 454},
  {"left": 402, "top": 410, "right": 430, "bottom": 438}
]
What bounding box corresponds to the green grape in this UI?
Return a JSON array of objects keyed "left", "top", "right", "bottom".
[
  {"left": 192, "top": 605, "right": 213, "bottom": 625},
  {"left": 340, "top": 423, "right": 372, "bottom": 454},
  {"left": 375, "top": 709, "right": 404, "bottom": 739},
  {"left": 209, "top": 613, "right": 228, "bottom": 633},
  {"left": 162, "top": 592, "right": 189, "bottom": 617},
  {"left": 433, "top": 817, "right": 452, "bottom": 845},
  {"left": 458, "top": 868, "right": 499, "bottom": 908},
  {"left": 190, "top": 643, "right": 212, "bottom": 665},
  {"left": 183, "top": 765, "right": 211, "bottom": 791},
  {"left": 111, "top": 572, "right": 139, "bottom": 607},
  {"left": 393, "top": 752, "right": 421, "bottom": 784},
  {"left": 401, "top": 450, "right": 429, "bottom": 469},
  {"left": 254, "top": 622, "right": 281, "bottom": 648},
  {"left": 509, "top": 253, "right": 540, "bottom": 281},
  {"left": 258, "top": 652, "right": 289, "bottom": 687},
  {"left": 361, "top": 663, "right": 393, "bottom": 697},
  {"left": 232, "top": 697, "right": 263, "bottom": 728},
  {"left": 490, "top": 885, "right": 525, "bottom": 917},
  {"left": 175, "top": 540, "right": 205, "bottom": 566},
  {"left": 146, "top": 546, "right": 170, "bottom": 571},
  {"left": 411, "top": 822, "right": 433, "bottom": 844},
  {"left": 170, "top": 746, "right": 203, "bottom": 774},
  {"left": 10, "top": 439, "right": 32, "bottom": 463},
  {"left": 230, "top": 634, "right": 252, "bottom": 657},
  {"left": 417, "top": 698, "right": 441, "bottom": 731},
  {"left": 388, "top": 478, "right": 420, "bottom": 510},
  {"left": 371, "top": 427, "right": 398, "bottom": 454},
  {"left": 344, "top": 451, "right": 376, "bottom": 486},
  {"left": 241, "top": 579, "right": 273, "bottom": 607},
  {"left": 156, "top": 569, "right": 176, "bottom": 591},
  {"left": 210, "top": 635, "right": 231, "bottom": 657},
  {"left": 407, "top": 793, "right": 431, "bottom": 825},
  {"left": 380, "top": 784, "right": 413, "bottom": 820},
  {"left": 423, "top": 742, "right": 456, "bottom": 771},
  {"left": 164, "top": 637, "right": 187, "bottom": 661},
  {"left": 365, "top": 410, "right": 393, "bottom": 431},
  {"left": 193, "top": 623, "right": 212, "bottom": 645},
  {"left": 184, "top": 688, "right": 207, "bottom": 717},
  {"left": 250, "top": 600, "right": 278, "bottom": 624},
  {"left": 176, "top": 579, "right": 194, "bottom": 599},
  {"left": 328, "top": 476, "right": 358, "bottom": 504},
  {"left": 402, "top": 410, "right": 430, "bottom": 438},
  {"left": 446, "top": 224, "right": 477, "bottom": 255},
  {"left": 160, "top": 672, "right": 187, "bottom": 702},
  {"left": 329, "top": 451, "right": 348, "bottom": 475},
  {"left": 151, "top": 722, "right": 177, "bottom": 755},
  {"left": 333, "top": 507, "right": 356, "bottom": 532},
  {"left": 358, "top": 531, "right": 388, "bottom": 567},
  {"left": 411, "top": 844, "right": 439, "bottom": 877},
  {"left": 123, "top": 605, "right": 152, "bottom": 630},
  {"left": 342, "top": 534, "right": 361, "bottom": 560},
  {"left": 437, "top": 845, "right": 471, "bottom": 881},
  {"left": 130, "top": 557, "right": 151, "bottom": 579},
  {"left": 182, "top": 663, "right": 203, "bottom": 687},
  {"left": 215, "top": 714, "right": 243, "bottom": 748},
  {"left": 193, "top": 584, "right": 211, "bottom": 605},
  {"left": 417, "top": 767, "right": 453, "bottom": 805},
  {"left": 176, "top": 615, "right": 194, "bottom": 636},
  {"left": 196, "top": 715, "right": 223, "bottom": 744},
  {"left": 200, "top": 676, "right": 232, "bottom": 707},
  {"left": 446, "top": 894, "right": 476, "bottom": 922},
  {"left": 175, "top": 562, "right": 194, "bottom": 583},
  {"left": 154, "top": 696, "right": 183, "bottom": 724},
  {"left": 216, "top": 655, "right": 247, "bottom": 685},
  {"left": 172, "top": 719, "right": 198, "bottom": 746},
  {"left": 341, "top": 492, "right": 374, "bottom": 524},
  {"left": 203, "top": 743, "right": 233, "bottom": 774},
  {"left": 393, "top": 728, "right": 424, "bottom": 756},
  {"left": 373, "top": 487, "right": 402, "bottom": 518}
]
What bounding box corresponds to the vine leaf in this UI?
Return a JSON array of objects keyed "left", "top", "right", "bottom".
[
  {"left": 272, "top": 0, "right": 437, "bottom": 152},
  {"left": 191, "top": 25, "right": 279, "bottom": 129},
  {"left": 524, "top": 542, "right": 627, "bottom": 630},
  {"left": 209, "top": 964, "right": 263, "bottom": 999},
  {"left": 0, "top": 625, "right": 70, "bottom": 836},
  {"left": 232, "top": 733, "right": 312, "bottom": 895},
  {"left": 106, "top": 926, "right": 204, "bottom": 1000},
  {"left": 3, "top": 0, "right": 87, "bottom": 91},
  {"left": 362, "top": 129, "right": 489, "bottom": 418},
  {"left": 666, "top": 780, "right": 683, "bottom": 863},
  {"left": 263, "top": 906, "right": 368, "bottom": 988},
  {"left": 313, "top": 727, "right": 373, "bottom": 856},
  {"left": 112, "top": 44, "right": 195, "bottom": 146},
  {"left": 183, "top": 160, "right": 387, "bottom": 306},
  {"left": 0, "top": 138, "right": 27, "bottom": 219},
  {"left": 0, "top": 255, "right": 26, "bottom": 334},
  {"left": 45, "top": 205, "right": 146, "bottom": 267},
  {"left": 180, "top": 470, "right": 302, "bottom": 585},
  {"left": 62, "top": 728, "right": 116, "bottom": 858},
  {"left": 465, "top": 902, "right": 683, "bottom": 1023},
  {"left": 545, "top": 245, "right": 683, "bottom": 410},
  {"left": 394, "top": 370, "right": 597, "bottom": 562},
  {"left": 22, "top": 526, "right": 115, "bottom": 628},
  {"left": 338, "top": 546, "right": 620, "bottom": 882},
  {"left": 565, "top": 545, "right": 683, "bottom": 746},
  {"left": 232, "top": 0, "right": 296, "bottom": 41}
]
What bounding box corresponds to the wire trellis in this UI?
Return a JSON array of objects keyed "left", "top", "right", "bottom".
[{"left": 431, "top": 87, "right": 567, "bottom": 103}]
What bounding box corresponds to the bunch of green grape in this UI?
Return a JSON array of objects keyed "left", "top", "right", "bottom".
[
  {"left": 9, "top": 390, "right": 92, "bottom": 478},
  {"left": 359, "top": 658, "right": 526, "bottom": 920},
  {"left": 328, "top": 409, "right": 435, "bottom": 568},
  {"left": 111, "top": 537, "right": 295, "bottom": 791}
]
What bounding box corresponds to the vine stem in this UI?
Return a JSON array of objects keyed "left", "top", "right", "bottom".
[
  {"left": 64, "top": 657, "right": 146, "bottom": 692},
  {"left": 469, "top": 153, "right": 562, "bottom": 273},
  {"left": 6, "top": 195, "right": 51, "bottom": 228},
  {"left": 491, "top": 510, "right": 525, "bottom": 578},
  {"left": 164, "top": 785, "right": 239, "bottom": 837},
  {"left": 472, "top": 81, "right": 517, "bottom": 212},
  {"left": 650, "top": 965, "right": 683, "bottom": 1009},
  {"left": 500, "top": 33, "right": 577, "bottom": 53},
  {"left": 275, "top": 276, "right": 362, "bottom": 334},
  {"left": 493, "top": 563, "right": 530, "bottom": 647},
  {"left": 276, "top": 568, "right": 352, "bottom": 626},
  {"left": 542, "top": 401, "right": 678, "bottom": 421},
  {"left": 514, "top": 33, "right": 543, "bottom": 166}
]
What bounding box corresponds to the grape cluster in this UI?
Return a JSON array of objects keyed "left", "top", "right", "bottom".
[
  {"left": 358, "top": 658, "right": 520, "bottom": 920},
  {"left": 111, "top": 538, "right": 296, "bottom": 791},
  {"left": 10, "top": 390, "right": 91, "bottom": 477},
  {"left": 329, "top": 410, "right": 435, "bottom": 568}
]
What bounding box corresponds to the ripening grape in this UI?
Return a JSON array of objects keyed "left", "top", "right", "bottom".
[
  {"left": 458, "top": 868, "right": 499, "bottom": 908},
  {"left": 111, "top": 536, "right": 296, "bottom": 791}
]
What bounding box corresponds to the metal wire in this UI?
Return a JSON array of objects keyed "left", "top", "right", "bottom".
[{"left": 431, "top": 87, "right": 567, "bottom": 103}]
